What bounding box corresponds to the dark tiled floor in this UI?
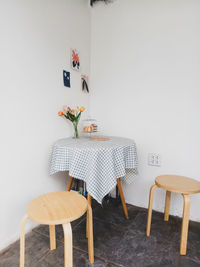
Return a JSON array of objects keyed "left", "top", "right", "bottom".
[{"left": 1, "top": 200, "right": 200, "bottom": 267}]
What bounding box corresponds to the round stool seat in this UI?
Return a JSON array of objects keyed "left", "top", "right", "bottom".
[
  {"left": 155, "top": 175, "right": 200, "bottom": 195},
  {"left": 27, "top": 191, "right": 88, "bottom": 225}
]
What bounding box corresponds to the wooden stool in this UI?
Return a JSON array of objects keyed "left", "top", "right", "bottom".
[
  {"left": 146, "top": 175, "right": 200, "bottom": 255},
  {"left": 20, "top": 191, "right": 94, "bottom": 267}
]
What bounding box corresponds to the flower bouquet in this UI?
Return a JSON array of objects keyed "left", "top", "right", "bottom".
[{"left": 58, "top": 106, "right": 85, "bottom": 138}]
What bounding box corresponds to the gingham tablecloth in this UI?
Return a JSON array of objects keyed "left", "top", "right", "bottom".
[{"left": 50, "top": 137, "right": 138, "bottom": 203}]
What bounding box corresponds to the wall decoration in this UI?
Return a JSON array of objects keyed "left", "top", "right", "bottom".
[
  {"left": 81, "top": 75, "right": 89, "bottom": 93},
  {"left": 63, "top": 70, "right": 71, "bottom": 87},
  {"left": 71, "top": 49, "right": 80, "bottom": 71}
]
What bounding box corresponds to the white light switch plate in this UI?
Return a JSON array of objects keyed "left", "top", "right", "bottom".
[{"left": 148, "top": 153, "right": 161, "bottom": 167}]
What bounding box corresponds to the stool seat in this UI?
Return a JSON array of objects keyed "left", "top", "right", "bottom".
[
  {"left": 20, "top": 191, "right": 94, "bottom": 267},
  {"left": 156, "top": 175, "right": 200, "bottom": 195},
  {"left": 27, "top": 191, "right": 88, "bottom": 225}
]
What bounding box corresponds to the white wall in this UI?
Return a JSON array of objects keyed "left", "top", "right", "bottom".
[
  {"left": 0, "top": 0, "right": 91, "bottom": 250},
  {"left": 1, "top": 0, "right": 200, "bottom": 252},
  {"left": 90, "top": 0, "right": 200, "bottom": 221}
]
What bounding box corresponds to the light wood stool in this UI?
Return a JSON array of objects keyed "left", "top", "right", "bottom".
[
  {"left": 146, "top": 175, "right": 200, "bottom": 255},
  {"left": 20, "top": 191, "right": 94, "bottom": 267}
]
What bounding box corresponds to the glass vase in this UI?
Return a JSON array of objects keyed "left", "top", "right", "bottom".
[{"left": 73, "top": 121, "right": 79, "bottom": 139}]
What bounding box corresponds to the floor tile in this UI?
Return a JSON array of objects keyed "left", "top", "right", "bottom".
[
  {"left": 1, "top": 203, "right": 200, "bottom": 267},
  {"left": 33, "top": 216, "right": 85, "bottom": 243},
  {"left": 36, "top": 246, "right": 113, "bottom": 267},
  {"left": 0, "top": 231, "right": 51, "bottom": 267},
  {"left": 72, "top": 213, "right": 180, "bottom": 267},
  {"left": 92, "top": 201, "right": 140, "bottom": 227},
  {"left": 177, "top": 256, "right": 200, "bottom": 267}
]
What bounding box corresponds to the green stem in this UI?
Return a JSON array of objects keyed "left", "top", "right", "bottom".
[{"left": 73, "top": 121, "right": 79, "bottom": 138}]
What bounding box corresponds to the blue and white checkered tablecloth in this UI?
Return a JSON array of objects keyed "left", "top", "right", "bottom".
[{"left": 50, "top": 137, "right": 138, "bottom": 203}]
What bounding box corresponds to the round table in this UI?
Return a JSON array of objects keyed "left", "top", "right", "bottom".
[{"left": 50, "top": 136, "right": 138, "bottom": 219}]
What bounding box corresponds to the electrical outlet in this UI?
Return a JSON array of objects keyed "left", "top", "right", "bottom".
[{"left": 148, "top": 153, "right": 161, "bottom": 167}]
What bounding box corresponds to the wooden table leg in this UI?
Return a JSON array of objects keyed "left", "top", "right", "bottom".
[
  {"left": 117, "top": 178, "right": 129, "bottom": 220},
  {"left": 49, "top": 225, "right": 56, "bottom": 250},
  {"left": 146, "top": 184, "right": 158, "bottom": 236},
  {"left": 63, "top": 223, "right": 73, "bottom": 267},
  {"left": 86, "top": 194, "right": 92, "bottom": 238},
  {"left": 180, "top": 194, "right": 190, "bottom": 255},
  {"left": 88, "top": 194, "right": 92, "bottom": 206},
  {"left": 164, "top": 191, "right": 171, "bottom": 221},
  {"left": 67, "top": 176, "right": 74, "bottom": 191}
]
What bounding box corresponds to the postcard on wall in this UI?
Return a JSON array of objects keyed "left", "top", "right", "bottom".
[
  {"left": 63, "top": 70, "right": 71, "bottom": 87},
  {"left": 71, "top": 49, "right": 80, "bottom": 71}
]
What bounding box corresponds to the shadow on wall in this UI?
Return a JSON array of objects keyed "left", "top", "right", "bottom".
[{"left": 90, "top": 0, "right": 112, "bottom": 6}]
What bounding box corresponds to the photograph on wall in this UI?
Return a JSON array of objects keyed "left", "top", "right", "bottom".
[
  {"left": 71, "top": 49, "right": 80, "bottom": 71},
  {"left": 81, "top": 75, "right": 89, "bottom": 93},
  {"left": 63, "top": 70, "right": 71, "bottom": 88}
]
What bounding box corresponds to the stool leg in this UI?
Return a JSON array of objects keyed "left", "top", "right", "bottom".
[
  {"left": 117, "top": 178, "right": 129, "bottom": 220},
  {"left": 86, "top": 194, "right": 92, "bottom": 238},
  {"left": 87, "top": 204, "right": 94, "bottom": 264},
  {"left": 20, "top": 214, "right": 29, "bottom": 267},
  {"left": 180, "top": 194, "right": 190, "bottom": 255},
  {"left": 164, "top": 191, "right": 171, "bottom": 221},
  {"left": 67, "top": 176, "right": 74, "bottom": 191},
  {"left": 49, "top": 225, "right": 56, "bottom": 250},
  {"left": 63, "top": 223, "right": 73, "bottom": 267},
  {"left": 146, "top": 184, "right": 158, "bottom": 237}
]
